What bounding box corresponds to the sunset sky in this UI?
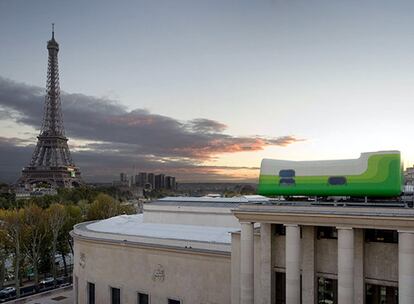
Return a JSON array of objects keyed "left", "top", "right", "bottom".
[{"left": 1, "top": 0, "right": 414, "bottom": 182}]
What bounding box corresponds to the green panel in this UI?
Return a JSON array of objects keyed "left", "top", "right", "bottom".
[{"left": 258, "top": 153, "right": 402, "bottom": 197}]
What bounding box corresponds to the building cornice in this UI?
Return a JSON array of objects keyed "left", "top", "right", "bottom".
[
  {"left": 71, "top": 230, "right": 231, "bottom": 259},
  {"left": 233, "top": 205, "right": 414, "bottom": 231}
]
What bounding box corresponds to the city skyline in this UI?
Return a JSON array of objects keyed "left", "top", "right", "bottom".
[{"left": 1, "top": 1, "right": 414, "bottom": 182}]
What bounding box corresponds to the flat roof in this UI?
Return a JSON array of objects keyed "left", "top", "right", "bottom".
[
  {"left": 150, "top": 195, "right": 269, "bottom": 208},
  {"left": 78, "top": 214, "right": 238, "bottom": 244}
]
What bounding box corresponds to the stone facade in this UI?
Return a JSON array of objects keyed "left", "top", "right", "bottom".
[
  {"left": 72, "top": 199, "right": 414, "bottom": 304},
  {"left": 71, "top": 196, "right": 258, "bottom": 304},
  {"left": 73, "top": 236, "right": 230, "bottom": 304},
  {"left": 232, "top": 203, "right": 414, "bottom": 304}
]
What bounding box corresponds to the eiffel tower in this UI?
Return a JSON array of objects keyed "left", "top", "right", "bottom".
[{"left": 19, "top": 25, "right": 82, "bottom": 189}]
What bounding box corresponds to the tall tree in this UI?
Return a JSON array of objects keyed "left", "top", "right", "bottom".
[
  {"left": 77, "top": 199, "right": 89, "bottom": 219},
  {"left": 86, "top": 193, "right": 119, "bottom": 220},
  {"left": 46, "top": 204, "right": 66, "bottom": 286},
  {"left": 0, "top": 209, "right": 25, "bottom": 297},
  {"left": 86, "top": 193, "right": 135, "bottom": 221},
  {"left": 22, "top": 204, "right": 47, "bottom": 290},
  {"left": 57, "top": 204, "right": 82, "bottom": 277},
  {"left": 0, "top": 221, "right": 12, "bottom": 289}
]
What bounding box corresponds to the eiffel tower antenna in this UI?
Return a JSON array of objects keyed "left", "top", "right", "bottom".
[{"left": 18, "top": 27, "right": 83, "bottom": 189}]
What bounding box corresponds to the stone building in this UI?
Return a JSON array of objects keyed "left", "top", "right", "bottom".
[
  {"left": 232, "top": 202, "right": 414, "bottom": 304},
  {"left": 72, "top": 197, "right": 414, "bottom": 304},
  {"left": 72, "top": 196, "right": 267, "bottom": 304}
]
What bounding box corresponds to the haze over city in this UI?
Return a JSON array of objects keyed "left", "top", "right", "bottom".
[{"left": 1, "top": 0, "right": 414, "bottom": 182}]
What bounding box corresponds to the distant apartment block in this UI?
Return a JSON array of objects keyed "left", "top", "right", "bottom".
[
  {"left": 136, "top": 172, "right": 148, "bottom": 187},
  {"left": 120, "top": 172, "right": 128, "bottom": 183},
  {"left": 155, "top": 174, "right": 165, "bottom": 189},
  {"left": 165, "top": 176, "right": 176, "bottom": 190},
  {"left": 404, "top": 166, "right": 414, "bottom": 185},
  {"left": 115, "top": 172, "right": 176, "bottom": 190},
  {"left": 148, "top": 173, "right": 155, "bottom": 189}
]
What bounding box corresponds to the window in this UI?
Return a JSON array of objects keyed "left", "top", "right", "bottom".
[
  {"left": 275, "top": 224, "right": 286, "bottom": 236},
  {"left": 275, "top": 272, "right": 286, "bottom": 304},
  {"left": 366, "top": 284, "right": 397, "bottom": 304},
  {"left": 137, "top": 293, "right": 149, "bottom": 304},
  {"left": 87, "top": 282, "right": 95, "bottom": 304},
  {"left": 317, "top": 227, "right": 338, "bottom": 239},
  {"left": 318, "top": 277, "right": 337, "bottom": 304},
  {"left": 111, "top": 287, "right": 121, "bottom": 304},
  {"left": 279, "top": 169, "right": 295, "bottom": 178},
  {"left": 168, "top": 299, "right": 181, "bottom": 304},
  {"left": 365, "top": 229, "right": 398, "bottom": 243},
  {"left": 279, "top": 178, "right": 295, "bottom": 186},
  {"left": 328, "top": 176, "right": 347, "bottom": 185}
]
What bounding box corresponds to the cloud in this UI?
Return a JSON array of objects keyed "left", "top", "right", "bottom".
[
  {"left": 187, "top": 118, "right": 227, "bottom": 133},
  {"left": 0, "top": 137, "right": 36, "bottom": 182},
  {"left": 0, "top": 136, "right": 259, "bottom": 183},
  {"left": 0, "top": 77, "right": 304, "bottom": 182}
]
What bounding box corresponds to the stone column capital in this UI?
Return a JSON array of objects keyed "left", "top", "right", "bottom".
[
  {"left": 240, "top": 221, "right": 255, "bottom": 225},
  {"left": 398, "top": 229, "right": 414, "bottom": 234},
  {"left": 336, "top": 226, "right": 353, "bottom": 230},
  {"left": 284, "top": 223, "right": 299, "bottom": 228}
]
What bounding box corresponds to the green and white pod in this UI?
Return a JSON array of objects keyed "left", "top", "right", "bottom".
[{"left": 258, "top": 151, "right": 402, "bottom": 197}]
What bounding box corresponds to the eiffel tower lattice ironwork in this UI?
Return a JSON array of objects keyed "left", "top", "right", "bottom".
[{"left": 19, "top": 25, "right": 82, "bottom": 189}]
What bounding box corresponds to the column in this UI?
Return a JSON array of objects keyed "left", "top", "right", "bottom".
[
  {"left": 285, "top": 224, "right": 301, "bottom": 304},
  {"left": 399, "top": 231, "right": 414, "bottom": 304},
  {"left": 302, "top": 226, "right": 316, "bottom": 304},
  {"left": 353, "top": 229, "right": 364, "bottom": 304},
  {"left": 74, "top": 275, "right": 78, "bottom": 304},
  {"left": 240, "top": 221, "right": 254, "bottom": 304},
  {"left": 73, "top": 241, "right": 78, "bottom": 304},
  {"left": 337, "top": 227, "right": 354, "bottom": 304},
  {"left": 261, "top": 223, "right": 275, "bottom": 304}
]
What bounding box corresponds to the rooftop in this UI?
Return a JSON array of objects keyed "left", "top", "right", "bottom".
[
  {"left": 150, "top": 195, "right": 269, "bottom": 208},
  {"left": 73, "top": 214, "right": 238, "bottom": 252}
]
